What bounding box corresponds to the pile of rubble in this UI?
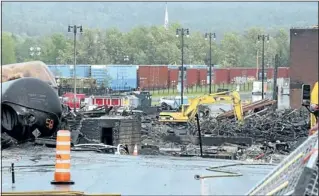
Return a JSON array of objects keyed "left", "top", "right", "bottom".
[
  {"left": 200, "top": 109, "right": 309, "bottom": 147},
  {"left": 139, "top": 108, "right": 310, "bottom": 162}
]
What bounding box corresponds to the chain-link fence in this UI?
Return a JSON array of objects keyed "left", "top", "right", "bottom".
[
  {"left": 146, "top": 83, "right": 253, "bottom": 96},
  {"left": 58, "top": 82, "right": 254, "bottom": 97}
]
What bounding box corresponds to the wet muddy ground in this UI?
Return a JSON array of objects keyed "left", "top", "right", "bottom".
[{"left": 1, "top": 145, "right": 274, "bottom": 195}]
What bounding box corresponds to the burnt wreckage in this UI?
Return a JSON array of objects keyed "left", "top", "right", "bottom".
[{"left": 1, "top": 77, "right": 63, "bottom": 141}]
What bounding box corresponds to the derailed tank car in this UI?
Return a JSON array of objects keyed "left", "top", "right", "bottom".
[{"left": 1, "top": 61, "right": 62, "bottom": 141}]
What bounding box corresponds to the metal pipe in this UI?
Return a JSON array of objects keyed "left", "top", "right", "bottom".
[
  {"left": 181, "top": 29, "right": 184, "bottom": 105},
  {"left": 273, "top": 54, "right": 279, "bottom": 102},
  {"left": 209, "top": 35, "right": 212, "bottom": 94},
  {"left": 73, "top": 25, "right": 77, "bottom": 112},
  {"left": 194, "top": 173, "right": 242, "bottom": 180},
  {"left": 261, "top": 36, "right": 265, "bottom": 99},
  {"left": 11, "top": 163, "right": 15, "bottom": 187},
  {"left": 266, "top": 181, "right": 289, "bottom": 196},
  {"left": 195, "top": 113, "right": 203, "bottom": 157}
]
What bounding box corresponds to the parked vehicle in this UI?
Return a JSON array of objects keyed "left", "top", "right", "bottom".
[{"left": 159, "top": 96, "right": 189, "bottom": 110}]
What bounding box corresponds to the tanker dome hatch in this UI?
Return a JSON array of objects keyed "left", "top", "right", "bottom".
[
  {"left": 1, "top": 61, "right": 57, "bottom": 89},
  {"left": 1, "top": 77, "right": 62, "bottom": 141}
]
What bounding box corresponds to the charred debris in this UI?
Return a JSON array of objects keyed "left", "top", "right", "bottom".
[{"left": 1, "top": 97, "right": 310, "bottom": 162}]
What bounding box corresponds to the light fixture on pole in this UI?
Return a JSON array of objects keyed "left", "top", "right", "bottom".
[
  {"left": 68, "top": 25, "right": 83, "bottom": 112},
  {"left": 29, "top": 46, "right": 41, "bottom": 57},
  {"left": 124, "top": 55, "right": 129, "bottom": 63},
  {"left": 176, "top": 28, "right": 189, "bottom": 105},
  {"left": 205, "top": 32, "right": 216, "bottom": 94}
]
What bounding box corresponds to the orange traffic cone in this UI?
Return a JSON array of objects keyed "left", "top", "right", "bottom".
[
  {"left": 133, "top": 144, "right": 138, "bottom": 156},
  {"left": 51, "top": 130, "right": 74, "bottom": 185}
]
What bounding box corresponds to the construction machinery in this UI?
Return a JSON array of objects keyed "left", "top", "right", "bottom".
[
  {"left": 247, "top": 82, "right": 318, "bottom": 196},
  {"left": 301, "top": 81, "right": 318, "bottom": 128},
  {"left": 158, "top": 91, "right": 244, "bottom": 124},
  {"left": 159, "top": 96, "right": 189, "bottom": 110}
]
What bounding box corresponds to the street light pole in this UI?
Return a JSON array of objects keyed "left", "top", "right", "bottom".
[
  {"left": 176, "top": 28, "right": 189, "bottom": 105},
  {"left": 68, "top": 25, "right": 83, "bottom": 112},
  {"left": 257, "top": 34, "right": 269, "bottom": 99},
  {"left": 205, "top": 32, "right": 216, "bottom": 94}
]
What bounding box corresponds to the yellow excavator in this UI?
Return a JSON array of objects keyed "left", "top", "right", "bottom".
[
  {"left": 301, "top": 81, "right": 318, "bottom": 129},
  {"left": 158, "top": 91, "right": 244, "bottom": 124}
]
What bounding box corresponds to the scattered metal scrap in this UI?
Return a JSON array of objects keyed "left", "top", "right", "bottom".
[{"left": 139, "top": 103, "right": 310, "bottom": 162}]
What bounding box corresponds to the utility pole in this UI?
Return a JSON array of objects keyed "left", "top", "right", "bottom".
[
  {"left": 68, "top": 25, "right": 83, "bottom": 112},
  {"left": 257, "top": 34, "right": 269, "bottom": 99},
  {"left": 176, "top": 28, "right": 189, "bottom": 105},
  {"left": 273, "top": 54, "right": 279, "bottom": 102},
  {"left": 205, "top": 32, "right": 216, "bottom": 94}
]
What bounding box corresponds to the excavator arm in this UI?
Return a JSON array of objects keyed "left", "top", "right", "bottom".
[
  {"left": 301, "top": 81, "right": 318, "bottom": 129},
  {"left": 183, "top": 95, "right": 217, "bottom": 121},
  {"left": 158, "top": 91, "right": 244, "bottom": 123},
  {"left": 231, "top": 91, "right": 244, "bottom": 122}
]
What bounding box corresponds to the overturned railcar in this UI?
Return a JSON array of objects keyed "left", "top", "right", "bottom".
[
  {"left": 1, "top": 78, "right": 62, "bottom": 141},
  {"left": 1, "top": 61, "right": 62, "bottom": 141}
]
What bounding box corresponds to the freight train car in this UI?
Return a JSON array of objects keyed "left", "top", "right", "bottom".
[
  {"left": 70, "top": 65, "right": 91, "bottom": 78},
  {"left": 47, "top": 65, "right": 91, "bottom": 78},
  {"left": 289, "top": 27, "right": 318, "bottom": 109},
  {"left": 47, "top": 65, "right": 72, "bottom": 78},
  {"left": 106, "top": 65, "right": 138, "bottom": 91},
  {"left": 186, "top": 65, "right": 207, "bottom": 87},
  {"left": 91, "top": 65, "right": 109, "bottom": 87},
  {"left": 138, "top": 65, "right": 169, "bottom": 89},
  {"left": 167, "top": 65, "right": 208, "bottom": 87},
  {"left": 213, "top": 67, "right": 290, "bottom": 84},
  {"left": 167, "top": 65, "right": 179, "bottom": 87},
  {"left": 213, "top": 68, "right": 230, "bottom": 84}
]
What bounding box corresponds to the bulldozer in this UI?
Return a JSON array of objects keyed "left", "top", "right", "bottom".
[
  {"left": 158, "top": 91, "right": 244, "bottom": 124},
  {"left": 301, "top": 81, "right": 318, "bottom": 130}
]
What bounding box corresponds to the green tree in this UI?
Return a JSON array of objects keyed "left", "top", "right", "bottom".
[
  {"left": 219, "top": 32, "right": 242, "bottom": 67},
  {"left": 240, "top": 27, "right": 264, "bottom": 67},
  {"left": 40, "top": 33, "right": 69, "bottom": 64},
  {"left": 2, "top": 32, "right": 17, "bottom": 64},
  {"left": 274, "top": 28, "right": 289, "bottom": 66}
]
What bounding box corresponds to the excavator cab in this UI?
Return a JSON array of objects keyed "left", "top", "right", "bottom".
[
  {"left": 301, "top": 82, "right": 318, "bottom": 128},
  {"left": 301, "top": 84, "right": 311, "bottom": 107}
]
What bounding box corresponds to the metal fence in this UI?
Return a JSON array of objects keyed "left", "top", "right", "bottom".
[
  {"left": 247, "top": 132, "right": 318, "bottom": 195},
  {"left": 57, "top": 83, "right": 255, "bottom": 96}
]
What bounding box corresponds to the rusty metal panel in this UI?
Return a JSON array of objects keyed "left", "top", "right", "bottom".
[
  {"left": 229, "top": 68, "right": 243, "bottom": 83},
  {"left": 246, "top": 68, "right": 258, "bottom": 79},
  {"left": 199, "top": 69, "right": 207, "bottom": 86},
  {"left": 138, "top": 65, "right": 169, "bottom": 89},
  {"left": 168, "top": 69, "right": 179, "bottom": 87},
  {"left": 289, "top": 28, "right": 318, "bottom": 109},
  {"left": 186, "top": 68, "right": 198, "bottom": 87},
  {"left": 290, "top": 88, "right": 303, "bottom": 109},
  {"left": 289, "top": 28, "right": 318, "bottom": 85},
  {"left": 213, "top": 68, "right": 230, "bottom": 84},
  {"left": 137, "top": 66, "right": 150, "bottom": 89}
]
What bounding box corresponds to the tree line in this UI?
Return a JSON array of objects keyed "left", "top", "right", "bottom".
[{"left": 2, "top": 23, "right": 289, "bottom": 67}]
